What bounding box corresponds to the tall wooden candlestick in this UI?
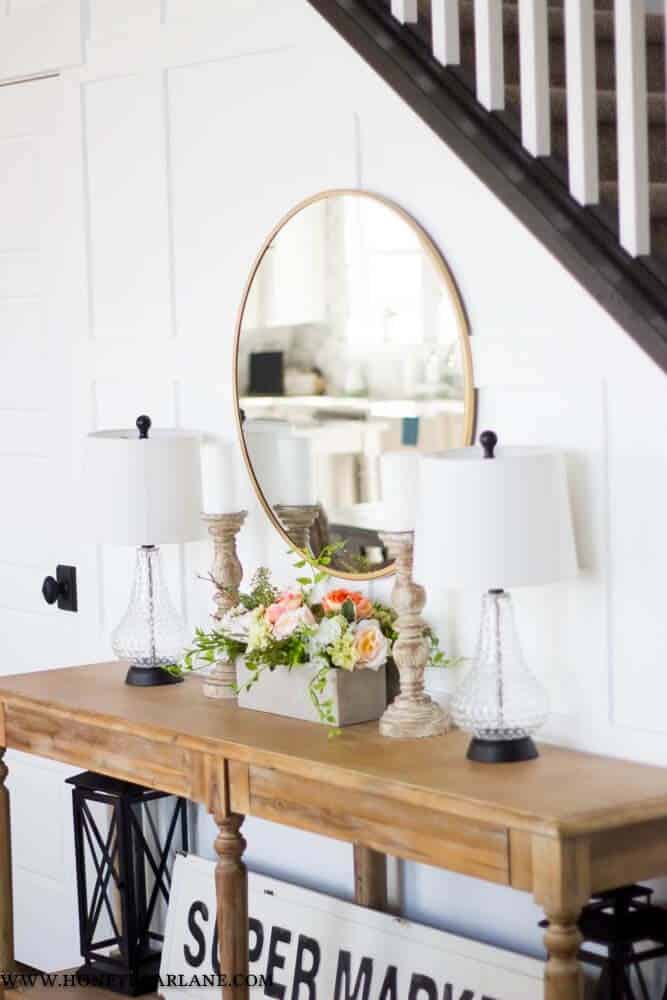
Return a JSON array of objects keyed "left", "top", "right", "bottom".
[
  {"left": 202, "top": 511, "right": 247, "bottom": 700},
  {"left": 274, "top": 504, "right": 319, "bottom": 553},
  {"left": 379, "top": 530, "right": 450, "bottom": 739}
]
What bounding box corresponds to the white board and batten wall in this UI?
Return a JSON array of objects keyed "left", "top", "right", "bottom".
[{"left": 1, "top": 0, "right": 667, "bottom": 981}]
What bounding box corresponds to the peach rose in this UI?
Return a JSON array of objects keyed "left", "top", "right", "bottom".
[
  {"left": 322, "top": 589, "right": 373, "bottom": 621},
  {"left": 265, "top": 590, "right": 303, "bottom": 625},
  {"left": 353, "top": 619, "right": 389, "bottom": 671}
]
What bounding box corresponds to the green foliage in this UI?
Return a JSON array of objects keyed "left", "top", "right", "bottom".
[
  {"left": 307, "top": 663, "right": 341, "bottom": 738},
  {"left": 290, "top": 541, "right": 346, "bottom": 596},
  {"left": 372, "top": 602, "right": 398, "bottom": 642},
  {"left": 163, "top": 626, "right": 247, "bottom": 678},
  {"left": 238, "top": 567, "right": 279, "bottom": 611},
  {"left": 341, "top": 599, "right": 356, "bottom": 624},
  {"left": 427, "top": 630, "right": 464, "bottom": 668}
]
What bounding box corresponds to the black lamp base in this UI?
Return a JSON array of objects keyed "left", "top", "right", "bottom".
[
  {"left": 467, "top": 736, "right": 539, "bottom": 764},
  {"left": 125, "top": 665, "right": 183, "bottom": 687}
]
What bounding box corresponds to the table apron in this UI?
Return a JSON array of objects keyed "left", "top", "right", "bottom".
[{"left": 246, "top": 764, "right": 511, "bottom": 885}]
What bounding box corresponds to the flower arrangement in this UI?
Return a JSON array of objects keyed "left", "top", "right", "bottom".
[{"left": 170, "top": 546, "right": 456, "bottom": 731}]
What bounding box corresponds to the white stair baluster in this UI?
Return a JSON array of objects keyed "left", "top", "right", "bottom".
[
  {"left": 614, "top": 0, "right": 650, "bottom": 256},
  {"left": 564, "top": 0, "right": 599, "bottom": 204},
  {"left": 474, "top": 0, "right": 505, "bottom": 110},
  {"left": 431, "top": 0, "right": 460, "bottom": 66},
  {"left": 519, "top": 0, "right": 550, "bottom": 156},
  {"left": 391, "top": 0, "right": 418, "bottom": 23}
]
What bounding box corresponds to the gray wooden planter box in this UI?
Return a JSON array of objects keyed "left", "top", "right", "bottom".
[{"left": 237, "top": 659, "right": 387, "bottom": 726}]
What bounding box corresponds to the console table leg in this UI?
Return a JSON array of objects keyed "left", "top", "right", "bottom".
[
  {"left": 0, "top": 749, "right": 13, "bottom": 988},
  {"left": 533, "top": 836, "right": 589, "bottom": 1000},
  {"left": 214, "top": 813, "right": 248, "bottom": 1000},
  {"left": 353, "top": 845, "right": 387, "bottom": 911},
  {"left": 542, "top": 910, "right": 584, "bottom": 1000}
]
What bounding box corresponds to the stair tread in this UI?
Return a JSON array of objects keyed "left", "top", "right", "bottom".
[
  {"left": 448, "top": 2, "right": 665, "bottom": 43},
  {"left": 602, "top": 181, "right": 667, "bottom": 218},
  {"left": 504, "top": 84, "right": 667, "bottom": 124}
]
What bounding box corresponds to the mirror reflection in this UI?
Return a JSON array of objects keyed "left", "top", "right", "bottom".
[{"left": 235, "top": 191, "right": 474, "bottom": 579}]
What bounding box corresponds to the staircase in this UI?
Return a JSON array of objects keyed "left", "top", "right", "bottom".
[{"left": 305, "top": 0, "right": 667, "bottom": 373}]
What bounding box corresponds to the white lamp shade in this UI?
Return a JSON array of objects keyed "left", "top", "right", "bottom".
[
  {"left": 85, "top": 429, "right": 204, "bottom": 546},
  {"left": 413, "top": 446, "right": 578, "bottom": 591}
]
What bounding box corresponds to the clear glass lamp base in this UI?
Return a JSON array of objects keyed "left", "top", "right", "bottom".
[
  {"left": 111, "top": 546, "right": 185, "bottom": 687},
  {"left": 451, "top": 590, "right": 548, "bottom": 764}
]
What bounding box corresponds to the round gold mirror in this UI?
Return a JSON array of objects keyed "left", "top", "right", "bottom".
[{"left": 234, "top": 190, "right": 475, "bottom": 580}]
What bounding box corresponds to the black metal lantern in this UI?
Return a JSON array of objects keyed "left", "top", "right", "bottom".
[
  {"left": 579, "top": 886, "right": 667, "bottom": 999},
  {"left": 542, "top": 884, "right": 667, "bottom": 999},
  {"left": 67, "top": 771, "right": 189, "bottom": 996}
]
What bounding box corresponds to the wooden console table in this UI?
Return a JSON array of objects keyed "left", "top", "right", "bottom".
[{"left": 2, "top": 662, "right": 667, "bottom": 1000}]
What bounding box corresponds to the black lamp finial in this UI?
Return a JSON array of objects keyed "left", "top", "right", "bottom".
[
  {"left": 480, "top": 429, "right": 498, "bottom": 459},
  {"left": 136, "top": 415, "right": 152, "bottom": 440}
]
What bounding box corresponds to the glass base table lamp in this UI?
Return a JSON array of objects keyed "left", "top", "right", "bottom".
[
  {"left": 85, "top": 416, "right": 204, "bottom": 687},
  {"left": 413, "top": 431, "right": 578, "bottom": 763}
]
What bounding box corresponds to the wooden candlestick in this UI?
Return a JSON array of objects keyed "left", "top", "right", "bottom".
[
  {"left": 379, "top": 530, "right": 450, "bottom": 739},
  {"left": 274, "top": 504, "right": 319, "bottom": 553},
  {"left": 202, "top": 511, "right": 247, "bottom": 700}
]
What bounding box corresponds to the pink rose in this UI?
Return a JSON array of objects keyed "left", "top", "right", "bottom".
[
  {"left": 266, "top": 590, "right": 303, "bottom": 625},
  {"left": 273, "top": 605, "right": 315, "bottom": 640}
]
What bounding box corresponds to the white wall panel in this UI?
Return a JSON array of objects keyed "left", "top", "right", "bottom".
[
  {"left": 607, "top": 358, "right": 667, "bottom": 734},
  {"left": 0, "top": 76, "right": 59, "bottom": 137},
  {"left": 0, "top": 410, "right": 51, "bottom": 456},
  {"left": 91, "top": 375, "right": 178, "bottom": 428},
  {"left": 0, "top": 139, "right": 38, "bottom": 245},
  {"left": 83, "top": 73, "right": 172, "bottom": 340},
  {"left": 167, "top": 50, "right": 357, "bottom": 347},
  {"left": 88, "top": 0, "right": 162, "bottom": 41},
  {"left": 0, "top": 0, "right": 82, "bottom": 82},
  {"left": 0, "top": 251, "right": 39, "bottom": 297}
]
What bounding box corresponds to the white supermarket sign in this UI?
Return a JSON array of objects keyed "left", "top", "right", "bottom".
[{"left": 161, "top": 854, "right": 544, "bottom": 999}]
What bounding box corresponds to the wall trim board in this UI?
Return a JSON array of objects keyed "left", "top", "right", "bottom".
[{"left": 0, "top": 0, "right": 83, "bottom": 83}]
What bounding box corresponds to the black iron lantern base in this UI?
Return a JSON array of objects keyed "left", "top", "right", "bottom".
[
  {"left": 467, "top": 736, "right": 539, "bottom": 764},
  {"left": 77, "top": 954, "right": 161, "bottom": 997}
]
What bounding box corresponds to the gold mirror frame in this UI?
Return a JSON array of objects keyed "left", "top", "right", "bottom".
[{"left": 233, "top": 189, "right": 476, "bottom": 581}]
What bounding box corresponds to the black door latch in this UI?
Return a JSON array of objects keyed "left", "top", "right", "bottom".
[{"left": 42, "top": 565, "right": 78, "bottom": 613}]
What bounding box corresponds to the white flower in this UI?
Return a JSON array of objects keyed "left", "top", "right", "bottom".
[
  {"left": 352, "top": 619, "right": 389, "bottom": 671},
  {"left": 273, "top": 605, "right": 316, "bottom": 640},
  {"left": 308, "top": 615, "right": 344, "bottom": 657},
  {"left": 246, "top": 610, "right": 273, "bottom": 653},
  {"left": 219, "top": 605, "right": 260, "bottom": 642}
]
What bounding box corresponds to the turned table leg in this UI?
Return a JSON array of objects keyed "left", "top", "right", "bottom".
[
  {"left": 533, "top": 835, "right": 589, "bottom": 1000},
  {"left": 214, "top": 813, "right": 248, "bottom": 1000},
  {"left": 353, "top": 845, "right": 387, "bottom": 911},
  {"left": 542, "top": 908, "right": 584, "bottom": 1000},
  {"left": 0, "top": 749, "right": 13, "bottom": 989}
]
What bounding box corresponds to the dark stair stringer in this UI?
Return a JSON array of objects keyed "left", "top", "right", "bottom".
[{"left": 305, "top": 0, "right": 667, "bottom": 375}]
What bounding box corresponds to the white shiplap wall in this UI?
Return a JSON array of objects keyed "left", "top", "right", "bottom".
[{"left": 2, "top": 0, "right": 667, "bottom": 973}]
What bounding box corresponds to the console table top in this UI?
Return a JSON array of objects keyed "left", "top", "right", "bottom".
[{"left": 0, "top": 660, "right": 665, "bottom": 838}]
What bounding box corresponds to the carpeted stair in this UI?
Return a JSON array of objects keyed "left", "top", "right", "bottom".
[{"left": 407, "top": 0, "right": 667, "bottom": 259}]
